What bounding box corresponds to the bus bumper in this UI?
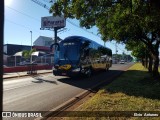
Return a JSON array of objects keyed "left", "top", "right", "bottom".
[{"left": 53, "top": 68, "right": 81, "bottom": 77}]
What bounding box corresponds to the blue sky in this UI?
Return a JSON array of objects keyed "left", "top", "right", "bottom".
[{"left": 4, "top": 0, "right": 128, "bottom": 54}]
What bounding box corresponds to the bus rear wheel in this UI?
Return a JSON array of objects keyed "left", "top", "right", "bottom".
[{"left": 105, "top": 64, "right": 109, "bottom": 71}]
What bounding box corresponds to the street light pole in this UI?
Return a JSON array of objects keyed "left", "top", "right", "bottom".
[{"left": 30, "top": 31, "right": 32, "bottom": 63}]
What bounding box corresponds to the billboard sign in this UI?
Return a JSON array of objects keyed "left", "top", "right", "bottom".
[{"left": 41, "top": 16, "right": 66, "bottom": 29}]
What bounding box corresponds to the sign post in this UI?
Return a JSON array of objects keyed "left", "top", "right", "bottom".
[
  {"left": 54, "top": 27, "right": 57, "bottom": 43},
  {"left": 41, "top": 16, "right": 66, "bottom": 44}
]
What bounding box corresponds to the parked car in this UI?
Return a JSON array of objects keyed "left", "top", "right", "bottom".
[
  {"left": 32, "top": 61, "right": 49, "bottom": 65},
  {"left": 18, "top": 61, "right": 31, "bottom": 66},
  {"left": 120, "top": 60, "right": 125, "bottom": 64},
  {"left": 35, "top": 63, "right": 49, "bottom": 65}
]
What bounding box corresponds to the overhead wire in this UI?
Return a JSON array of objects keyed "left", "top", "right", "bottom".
[
  {"left": 5, "top": 6, "right": 43, "bottom": 34},
  {"left": 30, "top": 0, "right": 125, "bottom": 53},
  {"left": 31, "top": 0, "right": 125, "bottom": 53},
  {"left": 7, "top": 1, "right": 102, "bottom": 41},
  {"left": 5, "top": 18, "right": 30, "bottom": 30},
  {"left": 5, "top": 18, "right": 41, "bottom": 34},
  {"left": 6, "top": 6, "right": 40, "bottom": 22},
  {"left": 31, "top": 0, "right": 101, "bottom": 38},
  {"left": 6, "top": 0, "right": 125, "bottom": 53}
]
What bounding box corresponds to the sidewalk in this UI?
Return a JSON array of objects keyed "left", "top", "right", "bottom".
[{"left": 3, "top": 69, "right": 52, "bottom": 79}]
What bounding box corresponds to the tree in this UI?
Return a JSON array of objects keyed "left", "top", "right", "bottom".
[
  {"left": 105, "top": 0, "right": 160, "bottom": 77},
  {"left": 50, "top": 0, "right": 160, "bottom": 78},
  {"left": 125, "top": 40, "right": 153, "bottom": 72},
  {"left": 22, "top": 50, "right": 30, "bottom": 59},
  {"left": 22, "top": 49, "right": 36, "bottom": 61}
]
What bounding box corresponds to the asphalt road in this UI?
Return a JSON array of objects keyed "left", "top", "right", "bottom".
[{"left": 3, "top": 63, "right": 133, "bottom": 113}]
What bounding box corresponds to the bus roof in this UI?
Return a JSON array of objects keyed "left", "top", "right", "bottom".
[{"left": 62, "top": 36, "right": 111, "bottom": 51}]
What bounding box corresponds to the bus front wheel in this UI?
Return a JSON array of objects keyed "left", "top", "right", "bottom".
[{"left": 86, "top": 68, "right": 92, "bottom": 78}]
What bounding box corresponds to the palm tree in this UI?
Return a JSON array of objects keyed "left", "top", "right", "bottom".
[{"left": 22, "top": 49, "right": 36, "bottom": 61}]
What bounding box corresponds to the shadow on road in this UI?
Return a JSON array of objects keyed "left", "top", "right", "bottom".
[
  {"left": 55, "top": 68, "right": 160, "bottom": 100},
  {"left": 57, "top": 70, "right": 123, "bottom": 90},
  {"left": 31, "top": 76, "right": 58, "bottom": 84}
]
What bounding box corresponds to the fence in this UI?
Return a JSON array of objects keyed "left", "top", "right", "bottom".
[{"left": 5, "top": 55, "right": 54, "bottom": 67}]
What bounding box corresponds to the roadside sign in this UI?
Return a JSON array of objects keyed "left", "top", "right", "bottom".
[{"left": 41, "top": 16, "right": 66, "bottom": 29}]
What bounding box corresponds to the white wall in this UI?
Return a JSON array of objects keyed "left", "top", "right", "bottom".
[{"left": 3, "top": 54, "right": 8, "bottom": 65}]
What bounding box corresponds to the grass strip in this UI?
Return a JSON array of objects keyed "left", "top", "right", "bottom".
[{"left": 65, "top": 63, "right": 160, "bottom": 120}]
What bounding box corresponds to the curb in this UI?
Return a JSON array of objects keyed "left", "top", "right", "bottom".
[{"left": 3, "top": 71, "right": 52, "bottom": 79}]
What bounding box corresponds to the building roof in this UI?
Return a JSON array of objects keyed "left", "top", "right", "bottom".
[
  {"left": 31, "top": 51, "right": 46, "bottom": 56},
  {"left": 37, "top": 36, "right": 53, "bottom": 41},
  {"left": 37, "top": 36, "right": 62, "bottom": 41},
  {"left": 14, "top": 51, "right": 23, "bottom": 56},
  {"left": 34, "top": 36, "right": 62, "bottom": 45}
]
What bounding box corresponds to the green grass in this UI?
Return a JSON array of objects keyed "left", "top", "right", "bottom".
[{"left": 65, "top": 63, "right": 160, "bottom": 120}]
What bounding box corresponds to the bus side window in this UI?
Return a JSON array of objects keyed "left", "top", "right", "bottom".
[
  {"left": 81, "top": 42, "right": 89, "bottom": 58},
  {"left": 80, "top": 48, "right": 88, "bottom": 59}
]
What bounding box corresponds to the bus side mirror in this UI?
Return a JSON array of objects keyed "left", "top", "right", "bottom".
[{"left": 50, "top": 43, "right": 60, "bottom": 52}]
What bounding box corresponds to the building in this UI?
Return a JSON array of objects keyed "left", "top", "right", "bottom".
[
  {"left": 33, "top": 36, "right": 62, "bottom": 47},
  {"left": 4, "top": 44, "right": 31, "bottom": 56},
  {"left": 33, "top": 36, "right": 62, "bottom": 52},
  {"left": 3, "top": 36, "right": 62, "bottom": 66},
  {"left": 33, "top": 36, "right": 54, "bottom": 47},
  {"left": 4, "top": 36, "right": 62, "bottom": 55}
]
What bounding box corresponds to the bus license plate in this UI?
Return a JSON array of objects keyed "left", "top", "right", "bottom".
[{"left": 62, "top": 73, "right": 66, "bottom": 75}]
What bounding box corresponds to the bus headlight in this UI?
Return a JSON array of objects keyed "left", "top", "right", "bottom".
[
  {"left": 53, "top": 64, "right": 59, "bottom": 70},
  {"left": 72, "top": 68, "right": 81, "bottom": 72},
  {"left": 52, "top": 66, "right": 56, "bottom": 70}
]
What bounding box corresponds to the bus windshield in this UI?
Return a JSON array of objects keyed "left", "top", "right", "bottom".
[{"left": 58, "top": 41, "right": 80, "bottom": 63}]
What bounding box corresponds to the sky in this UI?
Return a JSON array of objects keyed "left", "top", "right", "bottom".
[{"left": 4, "top": 0, "right": 129, "bottom": 55}]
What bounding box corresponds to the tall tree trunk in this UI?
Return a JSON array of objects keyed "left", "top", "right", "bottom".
[
  {"left": 142, "top": 58, "right": 144, "bottom": 66},
  {"left": 148, "top": 54, "right": 153, "bottom": 73},
  {"left": 142, "top": 37, "right": 159, "bottom": 79},
  {"left": 152, "top": 49, "right": 159, "bottom": 79},
  {"left": 145, "top": 55, "right": 148, "bottom": 68}
]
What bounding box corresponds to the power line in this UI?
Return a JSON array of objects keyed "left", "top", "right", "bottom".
[
  {"left": 5, "top": 6, "right": 42, "bottom": 34},
  {"left": 30, "top": 0, "right": 125, "bottom": 52},
  {"left": 6, "top": 0, "right": 125, "bottom": 53},
  {"left": 42, "top": 0, "right": 55, "bottom": 4},
  {"left": 31, "top": 0, "right": 50, "bottom": 10},
  {"left": 5, "top": 18, "right": 41, "bottom": 34},
  {"left": 31, "top": 0, "right": 100, "bottom": 39},
  {"left": 6, "top": 6, "right": 40, "bottom": 22},
  {"left": 6, "top": 5, "right": 124, "bottom": 52},
  {"left": 7, "top": 1, "right": 98, "bottom": 39},
  {"left": 5, "top": 18, "right": 30, "bottom": 30},
  {"left": 67, "top": 19, "right": 100, "bottom": 38}
]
